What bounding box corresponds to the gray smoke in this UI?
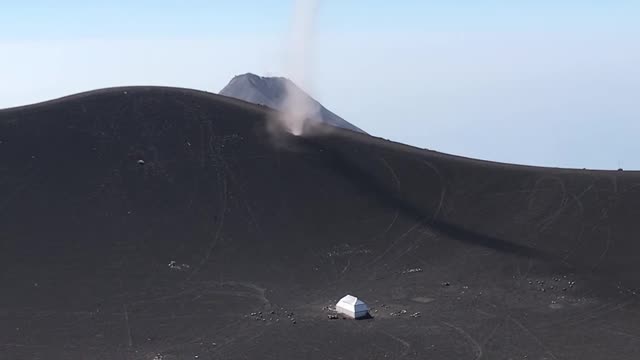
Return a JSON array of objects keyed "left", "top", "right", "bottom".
[{"left": 279, "top": 0, "right": 320, "bottom": 136}]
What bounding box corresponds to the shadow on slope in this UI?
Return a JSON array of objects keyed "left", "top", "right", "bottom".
[{"left": 302, "top": 136, "right": 550, "bottom": 260}]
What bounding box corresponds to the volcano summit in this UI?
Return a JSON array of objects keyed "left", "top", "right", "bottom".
[{"left": 220, "top": 73, "right": 365, "bottom": 134}]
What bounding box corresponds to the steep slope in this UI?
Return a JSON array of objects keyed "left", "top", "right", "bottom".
[
  {"left": 219, "top": 73, "right": 366, "bottom": 133},
  {"left": 1, "top": 87, "right": 640, "bottom": 359}
]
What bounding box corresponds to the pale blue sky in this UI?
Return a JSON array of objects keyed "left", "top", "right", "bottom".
[{"left": 1, "top": 1, "right": 639, "bottom": 169}]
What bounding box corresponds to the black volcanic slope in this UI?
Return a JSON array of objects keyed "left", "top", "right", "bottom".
[{"left": 1, "top": 87, "right": 640, "bottom": 360}]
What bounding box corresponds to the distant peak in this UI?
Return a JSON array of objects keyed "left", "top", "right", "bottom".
[
  {"left": 232, "top": 73, "right": 296, "bottom": 86},
  {"left": 233, "top": 72, "right": 262, "bottom": 81},
  {"left": 219, "top": 73, "right": 366, "bottom": 134}
]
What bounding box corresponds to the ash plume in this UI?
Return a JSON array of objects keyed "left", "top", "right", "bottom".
[{"left": 277, "top": 0, "right": 320, "bottom": 136}]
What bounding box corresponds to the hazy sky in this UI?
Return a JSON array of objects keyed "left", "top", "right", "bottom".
[{"left": 1, "top": 1, "right": 639, "bottom": 169}]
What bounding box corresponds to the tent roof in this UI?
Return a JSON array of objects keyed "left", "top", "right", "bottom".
[{"left": 338, "top": 295, "right": 366, "bottom": 307}]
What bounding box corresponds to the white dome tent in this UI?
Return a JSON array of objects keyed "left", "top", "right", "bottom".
[{"left": 336, "top": 295, "right": 369, "bottom": 319}]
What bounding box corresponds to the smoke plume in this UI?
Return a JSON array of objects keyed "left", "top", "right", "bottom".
[{"left": 278, "top": 0, "right": 320, "bottom": 136}]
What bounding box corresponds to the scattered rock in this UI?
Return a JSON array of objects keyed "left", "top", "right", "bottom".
[
  {"left": 321, "top": 305, "right": 335, "bottom": 312},
  {"left": 168, "top": 261, "right": 190, "bottom": 271},
  {"left": 138, "top": 159, "right": 145, "bottom": 165},
  {"left": 442, "top": 282, "right": 451, "bottom": 287},
  {"left": 402, "top": 268, "right": 423, "bottom": 274},
  {"left": 328, "top": 314, "right": 338, "bottom": 320},
  {"left": 390, "top": 309, "right": 409, "bottom": 317}
]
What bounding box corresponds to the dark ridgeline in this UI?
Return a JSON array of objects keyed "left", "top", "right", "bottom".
[{"left": 1, "top": 86, "right": 639, "bottom": 359}]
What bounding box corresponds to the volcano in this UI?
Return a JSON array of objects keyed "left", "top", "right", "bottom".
[
  {"left": 219, "top": 73, "right": 365, "bottom": 134},
  {"left": 1, "top": 86, "right": 639, "bottom": 359}
]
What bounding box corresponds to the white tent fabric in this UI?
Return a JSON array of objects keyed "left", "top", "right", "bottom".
[{"left": 336, "top": 295, "right": 369, "bottom": 319}]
